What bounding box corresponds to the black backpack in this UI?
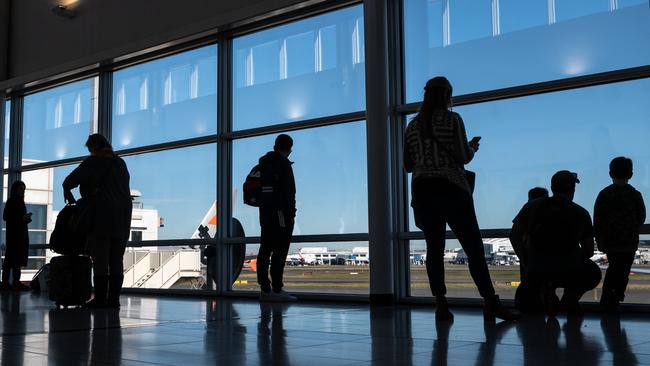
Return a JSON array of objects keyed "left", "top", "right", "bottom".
[
  {"left": 49, "top": 204, "right": 86, "bottom": 255},
  {"left": 243, "top": 163, "right": 273, "bottom": 207}
]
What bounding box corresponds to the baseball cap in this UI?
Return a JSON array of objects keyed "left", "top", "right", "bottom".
[{"left": 551, "top": 170, "right": 580, "bottom": 192}]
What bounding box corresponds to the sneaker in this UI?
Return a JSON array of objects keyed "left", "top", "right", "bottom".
[
  {"left": 259, "top": 290, "right": 274, "bottom": 302},
  {"left": 271, "top": 290, "right": 297, "bottom": 302}
]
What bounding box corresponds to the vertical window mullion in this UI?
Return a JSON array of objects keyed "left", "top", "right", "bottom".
[{"left": 98, "top": 71, "right": 113, "bottom": 141}]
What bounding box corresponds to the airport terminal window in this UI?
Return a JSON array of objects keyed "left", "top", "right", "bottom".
[
  {"left": 20, "top": 165, "right": 78, "bottom": 243},
  {"left": 554, "top": 0, "right": 609, "bottom": 23},
  {"left": 232, "top": 121, "right": 368, "bottom": 237},
  {"left": 233, "top": 242, "right": 369, "bottom": 294},
  {"left": 22, "top": 78, "right": 98, "bottom": 163},
  {"left": 122, "top": 144, "right": 216, "bottom": 241},
  {"left": 405, "top": 78, "right": 650, "bottom": 231},
  {"left": 3, "top": 100, "right": 9, "bottom": 163},
  {"left": 232, "top": 5, "right": 366, "bottom": 130},
  {"left": 112, "top": 45, "right": 217, "bottom": 149},
  {"left": 403, "top": 0, "right": 650, "bottom": 101},
  {"left": 449, "top": 0, "right": 493, "bottom": 44},
  {"left": 499, "top": 0, "right": 548, "bottom": 34}
]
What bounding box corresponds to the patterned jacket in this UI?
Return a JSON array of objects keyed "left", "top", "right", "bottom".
[{"left": 404, "top": 110, "right": 475, "bottom": 194}]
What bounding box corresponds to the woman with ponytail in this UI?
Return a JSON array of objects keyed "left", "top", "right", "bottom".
[{"left": 404, "top": 76, "right": 516, "bottom": 322}]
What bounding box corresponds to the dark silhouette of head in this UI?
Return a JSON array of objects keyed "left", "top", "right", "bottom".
[
  {"left": 418, "top": 76, "right": 453, "bottom": 139},
  {"left": 9, "top": 180, "right": 26, "bottom": 200},
  {"left": 528, "top": 187, "right": 549, "bottom": 201},
  {"left": 609, "top": 156, "right": 633, "bottom": 180},
  {"left": 551, "top": 170, "right": 580, "bottom": 199},
  {"left": 85, "top": 134, "right": 114, "bottom": 157},
  {"left": 274, "top": 134, "right": 293, "bottom": 157}
]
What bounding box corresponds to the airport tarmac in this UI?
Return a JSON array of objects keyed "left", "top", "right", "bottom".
[{"left": 234, "top": 264, "right": 650, "bottom": 303}]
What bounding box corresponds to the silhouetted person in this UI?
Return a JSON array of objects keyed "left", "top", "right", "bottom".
[
  {"left": 201, "top": 217, "right": 246, "bottom": 289},
  {"left": 63, "top": 134, "right": 132, "bottom": 308},
  {"left": 512, "top": 170, "right": 601, "bottom": 316},
  {"left": 594, "top": 157, "right": 645, "bottom": 313},
  {"left": 257, "top": 134, "right": 297, "bottom": 302},
  {"left": 404, "top": 76, "right": 516, "bottom": 322},
  {"left": 510, "top": 187, "right": 549, "bottom": 313},
  {"left": 527, "top": 187, "right": 549, "bottom": 201},
  {"left": 2, "top": 181, "right": 32, "bottom": 291}
]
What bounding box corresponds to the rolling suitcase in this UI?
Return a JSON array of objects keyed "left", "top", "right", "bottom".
[{"left": 49, "top": 255, "right": 92, "bottom": 308}]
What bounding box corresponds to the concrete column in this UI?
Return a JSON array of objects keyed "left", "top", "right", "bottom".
[
  {"left": 364, "top": 0, "right": 394, "bottom": 304},
  {"left": 0, "top": 0, "right": 10, "bottom": 81}
]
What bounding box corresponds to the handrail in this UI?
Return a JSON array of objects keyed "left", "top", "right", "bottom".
[{"left": 125, "top": 252, "right": 152, "bottom": 288}]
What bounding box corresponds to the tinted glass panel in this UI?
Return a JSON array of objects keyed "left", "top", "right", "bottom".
[
  {"left": 22, "top": 79, "right": 97, "bottom": 162},
  {"left": 403, "top": 0, "right": 650, "bottom": 101},
  {"left": 234, "top": 242, "right": 369, "bottom": 294},
  {"left": 449, "top": 0, "right": 492, "bottom": 44},
  {"left": 122, "top": 145, "right": 216, "bottom": 241},
  {"left": 406, "top": 78, "right": 650, "bottom": 231},
  {"left": 3, "top": 100, "right": 8, "bottom": 163},
  {"left": 233, "top": 5, "right": 366, "bottom": 130},
  {"left": 112, "top": 45, "right": 217, "bottom": 149},
  {"left": 499, "top": 0, "right": 548, "bottom": 34},
  {"left": 232, "top": 122, "right": 368, "bottom": 236}
]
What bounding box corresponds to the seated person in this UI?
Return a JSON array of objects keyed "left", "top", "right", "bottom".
[{"left": 512, "top": 171, "right": 601, "bottom": 316}]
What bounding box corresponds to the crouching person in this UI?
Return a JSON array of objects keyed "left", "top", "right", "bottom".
[{"left": 512, "top": 171, "right": 601, "bottom": 316}]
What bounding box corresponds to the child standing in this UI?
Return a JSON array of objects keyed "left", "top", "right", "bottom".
[{"left": 594, "top": 157, "right": 646, "bottom": 312}]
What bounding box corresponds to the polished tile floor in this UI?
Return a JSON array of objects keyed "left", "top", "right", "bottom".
[{"left": 0, "top": 292, "right": 648, "bottom": 365}]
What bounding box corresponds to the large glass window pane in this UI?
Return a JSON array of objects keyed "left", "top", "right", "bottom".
[
  {"left": 403, "top": 0, "right": 650, "bottom": 101},
  {"left": 122, "top": 144, "right": 216, "bottom": 241},
  {"left": 234, "top": 242, "right": 369, "bottom": 294},
  {"left": 555, "top": 0, "right": 609, "bottom": 23},
  {"left": 618, "top": 0, "right": 648, "bottom": 9},
  {"left": 499, "top": 0, "right": 548, "bottom": 34},
  {"left": 405, "top": 78, "right": 650, "bottom": 232},
  {"left": 3, "top": 100, "right": 9, "bottom": 167},
  {"left": 22, "top": 79, "right": 98, "bottom": 163},
  {"left": 233, "top": 5, "right": 366, "bottom": 130},
  {"left": 112, "top": 45, "right": 217, "bottom": 149},
  {"left": 232, "top": 122, "right": 368, "bottom": 236},
  {"left": 449, "top": 0, "right": 493, "bottom": 44},
  {"left": 409, "top": 239, "right": 608, "bottom": 301}
]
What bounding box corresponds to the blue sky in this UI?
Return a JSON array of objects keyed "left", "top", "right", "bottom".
[{"left": 10, "top": 2, "right": 650, "bottom": 247}]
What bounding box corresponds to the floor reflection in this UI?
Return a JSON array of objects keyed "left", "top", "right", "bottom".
[
  {"left": 258, "top": 302, "right": 292, "bottom": 366},
  {"left": 0, "top": 292, "right": 648, "bottom": 365}
]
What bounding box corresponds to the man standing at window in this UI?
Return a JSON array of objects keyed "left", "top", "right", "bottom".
[{"left": 257, "top": 134, "right": 297, "bottom": 302}]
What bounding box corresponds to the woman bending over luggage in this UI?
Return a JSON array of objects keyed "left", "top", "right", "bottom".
[
  {"left": 404, "top": 76, "right": 516, "bottom": 322},
  {"left": 2, "top": 181, "right": 32, "bottom": 291},
  {"left": 63, "top": 134, "right": 132, "bottom": 308}
]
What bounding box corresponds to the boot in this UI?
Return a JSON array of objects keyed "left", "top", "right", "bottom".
[
  {"left": 86, "top": 275, "right": 109, "bottom": 308},
  {"left": 107, "top": 274, "right": 124, "bottom": 308},
  {"left": 435, "top": 295, "right": 454, "bottom": 322},
  {"left": 483, "top": 295, "right": 519, "bottom": 323}
]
